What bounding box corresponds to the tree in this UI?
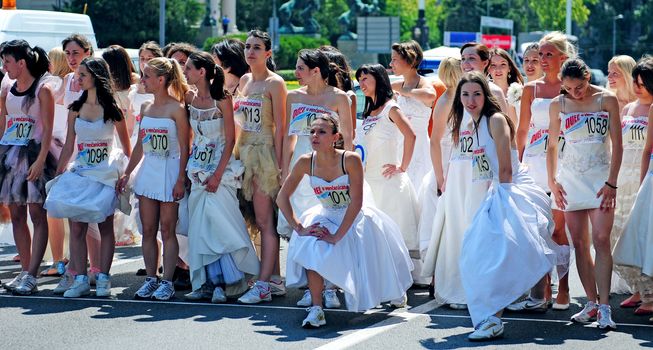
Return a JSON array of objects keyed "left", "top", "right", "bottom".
[
  {"left": 527, "top": 0, "right": 598, "bottom": 31},
  {"left": 234, "top": 0, "right": 272, "bottom": 33},
  {"left": 382, "top": 0, "right": 445, "bottom": 49},
  {"left": 57, "top": 0, "right": 203, "bottom": 48}
]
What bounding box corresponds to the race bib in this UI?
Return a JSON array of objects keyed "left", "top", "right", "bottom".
[
  {"left": 1, "top": 114, "right": 35, "bottom": 146},
  {"left": 472, "top": 147, "right": 493, "bottom": 182},
  {"left": 288, "top": 104, "right": 332, "bottom": 136},
  {"left": 141, "top": 127, "right": 170, "bottom": 158},
  {"left": 524, "top": 127, "right": 549, "bottom": 158},
  {"left": 562, "top": 112, "right": 609, "bottom": 144},
  {"left": 361, "top": 115, "right": 382, "bottom": 136},
  {"left": 313, "top": 184, "right": 351, "bottom": 209},
  {"left": 76, "top": 140, "right": 110, "bottom": 169},
  {"left": 451, "top": 129, "right": 474, "bottom": 161},
  {"left": 621, "top": 116, "right": 647, "bottom": 150},
  {"left": 189, "top": 138, "right": 217, "bottom": 172},
  {"left": 234, "top": 98, "right": 263, "bottom": 133}
]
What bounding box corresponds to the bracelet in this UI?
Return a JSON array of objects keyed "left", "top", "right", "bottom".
[{"left": 605, "top": 181, "right": 618, "bottom": 189}]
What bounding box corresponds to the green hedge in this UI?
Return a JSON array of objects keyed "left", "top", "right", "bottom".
[{"left": 203, "top": 34, "right": 329, "bottom": 70}]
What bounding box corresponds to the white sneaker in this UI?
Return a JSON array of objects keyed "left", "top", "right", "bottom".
[
  {"left": 571, "top": 301, "right": 598, "bottom": 323},
  {"left": 53, "top": 272, "right": 74, "bottom": 294},
  {"left": 13, "top": 274, "right": 38, "bottom": 295},
  {"left": 468, "top": 316, "right": 504, "bottom": 341},
  {"left": 323, "top": 289, "right": 341, "bottom": 309},
  {"left": 184, "top": 284, "right": 213, "bottom": 301},
  {"left": 270, "top": 278, "right": 286, "bottom": 296},
  {"left": 63, "top": 275, "right": 91, "bottom": 298},
  {"left": 390, "top": 294, "right": 408, "bottom": 308},
  {"left": 95, "top": 273, "right": 111, "bottom": 297},
  {"left": 506, "top": 297, "right": 548, "bottom": 313},
  {"left": 238, "top": 281, "right": 272, "bottom": 304},
  {"left": 134, "top": 277, "right": 159, "bottom": 299},
  {"left": 296, "top": 290, "right": 312, "bottom": 307},
  {"left": 302, "top": 306, "right": 326, "bottom": 328},
  {"left": 211, "top": 286, "right": 227, "bottom": 303},
  {"left": 152, "top": 280, "right": 175, "bottom": 301},
  {"left": 2, "top": 271, "right": 28, "bottom": 291},
  {"left": 597, "top": 304, "right": 617, "bottom": 330}
]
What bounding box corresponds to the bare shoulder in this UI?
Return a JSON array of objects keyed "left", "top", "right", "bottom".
[
  {"left": 184, "top": 90, "right": 196, "bottom": 105},
  {"left": 391, "top": 80, "right": 403, "bottom": 90}
]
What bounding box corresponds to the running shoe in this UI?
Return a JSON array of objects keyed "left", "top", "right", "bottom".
[
  {"left": 390, "top": 294, "right": 408, "bottom": 308},
  {"left": 302, "top": 306, "right": 326, "bottom": 328},
  {"left": 2, "top": 271, "right": 27, "bottom": 291},
  {"left": 63, "top": 275, "right": 91, "bottom": 298},
  {"left": 270, "top": 278, "right": 286, "bottom": 296},
  {"left": 506, "top": 297, "right": 548, "bottom": 313},
  {"left": 53, "top": 272, "right": 74, "bottom": 294},
  {"left": 95, "top": 273, "right": 111, "bottom": 297},
  {"left": 13, "top": 274, "right": 38, "bottom": 295},
  {"left": 211, "top": 286, "right": 227, "bottom": 304},
  {"left": 571, "top": 301, "right": 598, "bottom": 323},
  {"left": 152, "top": 280, "right": 175, "bottom": 301},
  {"left": 184, "top": 284, "right": 213, "bottom": 301},
  {"left": 597, "top": 304, "right": 617, "bottom": 330},
  {"left": 238, "top": 281, "right": 272, "bottom": 304},
  {"left": 468, "top": 316, "right": 504, "bottom": 341},
  {"left": 296, "top": 290, "right": 312, "bottom": 307},
  {"left": 134, "top": 277, "right": 159, "bottom": 299},
  {"left": 323, "top": 289, "right": 341, "bottom": 309}
]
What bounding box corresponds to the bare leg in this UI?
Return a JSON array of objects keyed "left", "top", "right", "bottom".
[
  {"left": 26, "top": 204, "right": 49, "bottom": 277},
  {"left": 566, "top": 210, "right": 598, "bottom": 302},
  {"left": 307, "top": 270, "right": 324, "bottom": 306},
  {"left": 86, "top": 226, "right": 101, "bottom": 272},
  {"left": 551, "top": 209, "right": 570, "bottom": 304},
  {"left": 159, "top": 202, "right": 179, "bottom": 282},
  {"left": 46, "top": 217, "right": 66, "bottom": 262},
  {"left": 589, "top": 208, "right": 615, "bottom": 305},
  {"left": 139, "top": 196, "right": 161, "bottom": 278},
  {"left": 9, "top": 204, "right": 31, "bottom": 271},
  {"left": 252, "top": 179, "right": 278, "bottom": 282},
  {"left": 97, "top": 215, "right": 115, "bottom": 274},
  {"left": 69, "top": 221, "right": 89, "bottom": 276}
]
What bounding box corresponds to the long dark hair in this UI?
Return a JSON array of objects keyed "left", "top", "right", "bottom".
[
  {"left": 633, "top": 56, "right": 653, "bottom": 96},
  {"left": 298, "top": 49, "right": 342, "bottom": 88},
  {"left": 490, "top": 47, "right": 524, "bottom": 85},
  {"left": 449, "top": 71, "right": 514, "bottom": 143},
  {"left": 0, "top": 40, "right": 50, "bottom": 112},
  {"left": 247, "top": 30, "right": 276, "bottom": 71},
  {"left": 69, "top": 57, "right": 123, "bottom": 123},
  {"left": 102, "top": 45, "right": 136, "bottom": 91},
  {"left": 355, "top": 64, "right": 393, "bottom": 118},
  {"left": 187, "top": 51, "right": 227, "bottom": 101},
  {"left": 212, "top": 39, "right": 248, "bottom": 78},
  {"left": 319, "top": 45, "right": 353, "bottom": 91},
  {"left": 62, "top": 34, "right": 94, "bottom": 55}
]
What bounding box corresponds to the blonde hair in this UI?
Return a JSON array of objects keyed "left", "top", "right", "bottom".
[
  {"left": 48, "top": 47, "right": 72, "bottom": 78},
  {"left": 539, "top": 31, "right": 576, "bottom": 59},
  {"left": 146, "top": 57, "right": 189, "bottom": 102},
  {"left": 438, "top": 57, "right": 462, "bottom": 89},
  {"left": 608, "top": 55, "right": 636, "bottom": 102}
]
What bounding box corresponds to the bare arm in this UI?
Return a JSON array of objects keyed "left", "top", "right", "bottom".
[
  {"left": 56, "top": 111, "right": 78, "bottom": 174},
  {"left": 385, "top": 106, "right": 416, "bottom": 177},
  {"left": 329, "top": 153, "right": 364, "bottom": 241},
  {"left": 276, "top": 155, "right": 312, "bottom": 234},
  {"left": 336, "top": 93, "right": 354, "bottom": 151},
  {"left": 517, "top": 84, "right": 535, "bottom": 160},
  {"left": 348, "top": 91, "right": 357, "bottom": 139},
  {"left": 491, "top": 83, "right": 509, "bottom": 114},
  {"left": 172, "top": 103, "right": 190, "bottom": 198},
  {"left": 641, "top": 106, "right": 653, "bottom": 183},
  {"left": 0, "top": 90, "right": 7, "bottom": 136},
  {"left": 115, "top": 117, "right": 131, "bottom": 158},
  {"left": 281, "top": 93, "right": 297, "bottom": 181},
  {"left": 270, "top": 78, "right": 287, "bottom": 170},
  {"left": 27, "top": 85, "right": 55, "bottom": 181},
  {"left": 546, "top": 98, "right": 566, "bottom": 209},
  {"left": 400, "top": 80, "right": 438, "bottom": 106},
  {"left": 430, "top": 92, "right": 451, "bottom": 190},
  {"left": 488, "top": 114, "right": 513, "bottom": 183},
  {"left": 208, "top": 97, "right": 237, "bottom": 186}
]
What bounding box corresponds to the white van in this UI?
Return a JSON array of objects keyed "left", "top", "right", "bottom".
[{"left": 0, "top": 9, "right": 97, "bottom": 51}]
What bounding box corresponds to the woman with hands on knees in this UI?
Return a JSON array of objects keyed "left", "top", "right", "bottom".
[
  {"left": 278, "top": 114, "right": 413, "bottom": 328},
  {"left": 116, "top": 57, "right": 190, "bottom": 301},
  {"left": 547, "top": 58, "right": 623, "bottom": 330}
]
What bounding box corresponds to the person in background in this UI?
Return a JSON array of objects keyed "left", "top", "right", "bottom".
[
  {"left": 522, "top": 43, "right": 544, "bottom": 82},
  {"left": 212, "top": 39, "right": 248, "bottom": 95},
  {"left": 607, "top": 55, "right": 637, "bottom": 113}
]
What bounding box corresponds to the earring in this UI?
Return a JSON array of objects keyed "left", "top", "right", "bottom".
[{"left": 508, "top": 73, "right": 511, "bottom": 79}]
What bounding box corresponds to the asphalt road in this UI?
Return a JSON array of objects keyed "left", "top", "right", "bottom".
[{"left": 0, "top": 244, "right": 651, "bottom": 350}]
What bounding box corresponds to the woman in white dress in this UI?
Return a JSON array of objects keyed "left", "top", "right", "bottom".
[
  {"left": 318, "top": 46, "right": 358, "bottom": 138},
  {"left": 116, "top": 57, "right": 190, "bottom": 301},
  {"left": 547, "top": 58, "right": 622, "bottom": 329},
  {"left": 453, "top": 72, "right": 558, "bottom": 341},
  {"left": 515, "top": 32, "right": 575, "bottom": 310},
  {"left": 182, "top": 52, "right": 259, "bottom": 303},
  {"left": 279, "top": 49, "right": 353, "bottom": 238},
  {"left": 45, "top": 57, "right": 131, "bottom": 298},
  {"left": 389, "top": 40, "right": 437, "bottom": 191},
  {"left": 488, "top": 47, "right": 523, "bottom": 125},
  {"left": 418, "top": 57, "right": 460, "bottom": 296},
  {"left": 613, "top": 57, "right": 653, "bottom": 315},
  {"left": 355, "top": 64, "right": 419, "bottom": 284},
  {"left": 460, "top": 43, "right": 509, "bottom": 113},
  {"left": 278, "top": 115, "right": 413, "bottom": 328},
  {"left": 522, "top": 43, "right": 544, "bottom": 83},
  {"left": 607, "top": 55, "right": 637, "bottom": 113}
]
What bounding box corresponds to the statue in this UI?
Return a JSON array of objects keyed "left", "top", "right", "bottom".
[
  {"left": 338, "top": 0, "right": 381, "bottom": 40},
  {"left": 278, "top": 0, "right": 321, "bottom": 34}
]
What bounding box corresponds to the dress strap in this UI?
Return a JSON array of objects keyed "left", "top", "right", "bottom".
[
  {"left": 598, "top": 92, "right": 604, "bottom": 111},
  {"left": 310, "top": 152, "right": 315, "bottom": 176},
  {"left": 341, "top": 151, "right": 347, "bottom": 175},
  {"left": 561, "top": 94, "right": 566, "bottom": 114}
]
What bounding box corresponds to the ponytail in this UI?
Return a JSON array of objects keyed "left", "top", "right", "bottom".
[
  {"left": 266, "top": 57, "right": 276, "bottom": 72},
  {"left": 209, "top": 65, "right": 227, "bottom": 100},
  {"left": 327, "top": 62, "right": 343, "bottom": 90},
  {"left": 0, "top": 40, "right": 51, "bottom": 112}
]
